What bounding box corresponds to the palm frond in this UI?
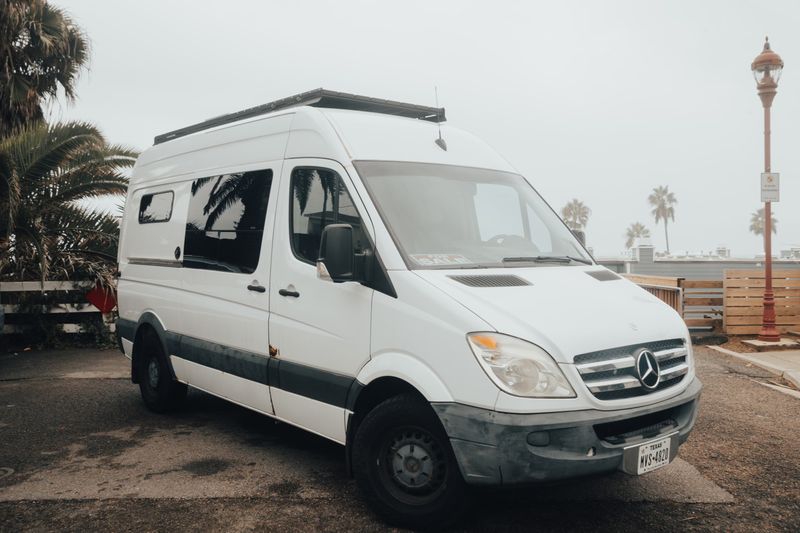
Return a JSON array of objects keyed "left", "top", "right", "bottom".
[
  {"left": 0, "top": 0, "right": 90, "bottom": 130},
  {"left": 0, "top": 150, "right": 20, "bottom": 236},
  {"left": 49, "top": 177, "right": 128, "bottom": 204},
  {"left": 3, "top": 121, "right": 101, "bottom": 183},
  {"left": 0, "top": 119, "right": 136, "bottom": 284},
  {"left": 204, "top": 174, "right": 255, "bottom": 230},
  {"left": 293, "top": 169, "right": 316, "bottom": 213},
  {"left": 191, "top": 176, "right": 215, "bottom": 195}
]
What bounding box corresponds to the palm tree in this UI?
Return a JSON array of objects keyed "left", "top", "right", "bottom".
[
  {"left": 0, "top": 121, "right": 136, "bottom": 286},
  {"left": 648, "top": 186, "right": 677, "bottom": 254},
  {"left": 749, "top": 207, "right": 777, "bottom": 236},
  {"left": 625, "top": 222, "right": 651, "bottom": 249},
  {"left": 1, "top": 0, "right": 90, "bottom": 132},
  {"left": 561, "top": 199, "right": 591, "bottom": 230}
]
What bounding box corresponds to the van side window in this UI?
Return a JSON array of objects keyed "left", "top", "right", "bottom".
[
  {"left": 138, "top": 191, "right": 174, "bottom": 223},
  {"left": 183, "top": 169, "right": 273, "bottom": 273},
  {"left": 290, "top": 167, "right": 370, "bottom": 264}
]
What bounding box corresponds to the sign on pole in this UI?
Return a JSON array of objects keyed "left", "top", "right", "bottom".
[{"left": 761, "top": 172, "right": 780, "bottom": 202}]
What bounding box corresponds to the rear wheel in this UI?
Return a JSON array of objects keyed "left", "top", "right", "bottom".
[
  {"left": 136, "top": 330, "right": 187, "bottom": 412},
  {"left": 352, "top": 393, "right": 469, "bottom": 529}
]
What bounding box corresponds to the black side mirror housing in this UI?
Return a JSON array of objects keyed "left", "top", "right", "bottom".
[{"left": 318, "top": 224, "right": 355, "bottom": 282}]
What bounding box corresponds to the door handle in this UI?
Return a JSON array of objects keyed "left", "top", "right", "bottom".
[
  {"left": 247, "top": 283, "right": 266, "bottom": 293},
  {"left": 279, "top": 288, "right": 300, "bottom": 298}
]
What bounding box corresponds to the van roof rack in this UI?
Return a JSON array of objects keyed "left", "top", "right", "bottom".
[{"left": 153, "top": 88, "right": 446, "bottom": 145}]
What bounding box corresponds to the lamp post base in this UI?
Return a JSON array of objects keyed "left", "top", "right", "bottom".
[
  {"left": 758, "top": 296, "right": 781, "bottom": 342},
  {"left": 757, "top": 329, "right": 782, "bottom": 343}
]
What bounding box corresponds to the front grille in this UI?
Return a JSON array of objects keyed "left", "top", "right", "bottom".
[
  {"left": 573, "top": 338, "right": 689, "bottom": 400},
  {"left": 594, "top": 405, "right": 682, "bottom": 445}
]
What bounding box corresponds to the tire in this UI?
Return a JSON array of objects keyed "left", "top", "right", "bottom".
[
  {"left": 136, "top": 329, "right": 187, "bottom": 413},
  {"left": 352, "top": 393, "right": 469, "bottom": 529}
]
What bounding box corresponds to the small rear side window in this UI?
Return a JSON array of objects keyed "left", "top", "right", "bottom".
[{"left": 139, "top": 191, "right": 174, "bottom": 223}]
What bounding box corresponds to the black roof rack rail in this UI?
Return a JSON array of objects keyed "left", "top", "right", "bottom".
[{"left": 153, "top": 88, "right": 446, "bottom": 145}]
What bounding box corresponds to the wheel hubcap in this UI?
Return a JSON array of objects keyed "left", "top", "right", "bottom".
[
  {"left": 386, "top": 430, "right": 444, "bottom": 494},
  {"left": 147, "top": 358, "right": 159, "bottom": 389}
]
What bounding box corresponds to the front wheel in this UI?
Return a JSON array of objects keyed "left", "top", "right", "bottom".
[
  {"left": 352, "top": 393, "right": 469, "bottom": 529},
  {"left": 136, "top": 330, "right": 187, "bottom": 412}
]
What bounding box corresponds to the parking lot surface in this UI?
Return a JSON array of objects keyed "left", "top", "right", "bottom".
[{"left": 1, "top": 346, "right": 798, "bottom": 532}]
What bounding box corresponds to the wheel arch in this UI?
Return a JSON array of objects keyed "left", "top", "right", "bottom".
[
  {"left": 354, "top": 353, "right": 452, "bottom": 404},
  {"left": 344, "top": 353, "right": 453, "bottom": 476},
  {"left": 130, "top": 311, "right": 179, "bottom": 383}
]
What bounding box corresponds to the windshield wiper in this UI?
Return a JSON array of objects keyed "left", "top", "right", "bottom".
[{"left": 502, "top": 255, "right": 593, "bottom": 265}]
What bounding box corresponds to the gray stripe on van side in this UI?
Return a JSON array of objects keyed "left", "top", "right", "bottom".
[
  {"left": 273, "top": 359, "right": 355, "bottom": 409},
  {"left": 119, "top": 318, "right": 354, "bottom": 408},
  {"left": 179, "top": 335, "right": 271, "bottom": 385},
  {"left": 117, "top": 318, "right": 136, "bottom": 344}
]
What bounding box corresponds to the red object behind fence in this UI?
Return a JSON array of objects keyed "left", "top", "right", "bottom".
[{"left": 86, "top": 284, "right": 117, "bottom": 313}]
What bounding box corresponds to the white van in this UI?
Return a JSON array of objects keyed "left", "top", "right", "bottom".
[{"left": 116, "top": 89, "right": 701, "bottom": 527}]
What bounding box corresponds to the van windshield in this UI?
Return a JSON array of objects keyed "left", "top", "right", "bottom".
[{"left": 355, "top": 161, "right": 592, "bottom": 269}]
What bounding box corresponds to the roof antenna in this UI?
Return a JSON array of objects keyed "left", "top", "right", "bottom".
[{"left": 434, "top": 86, "right": 447, "bottom": 151}]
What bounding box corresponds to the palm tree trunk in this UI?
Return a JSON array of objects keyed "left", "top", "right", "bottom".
[{"left": 664, "top": 220, "right": 670, "bottom": 255}]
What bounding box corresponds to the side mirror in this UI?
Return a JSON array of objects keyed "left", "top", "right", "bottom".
[{"left": 317, "top": 224, "right": 355, "bottom": 283}]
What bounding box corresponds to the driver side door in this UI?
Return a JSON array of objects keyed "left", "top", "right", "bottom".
[{"left": 268, "top": 159, "right": 374, "bottom": 443}]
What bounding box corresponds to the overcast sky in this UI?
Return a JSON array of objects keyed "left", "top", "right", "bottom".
[{"left": 52, "top": 0, "right": 799, "bottom": 258}]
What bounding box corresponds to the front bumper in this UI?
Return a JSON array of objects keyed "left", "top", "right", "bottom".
[{"left": 432, "top": 377, "right": 702, "bottom": 486}]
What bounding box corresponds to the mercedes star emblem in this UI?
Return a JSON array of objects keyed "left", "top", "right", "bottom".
[{"left": 635, "top": 349, "right": 661, "bottom": 390}]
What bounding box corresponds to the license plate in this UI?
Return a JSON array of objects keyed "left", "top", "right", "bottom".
[{"left": 636, "top": 436, "right": 671, "bottom": 474}]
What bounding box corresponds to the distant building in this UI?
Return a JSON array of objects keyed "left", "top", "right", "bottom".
[
  {"left": 599, "top": 243, "right": 800, "bottom": 280},
  {"left": 780, "top": 246, "right": 800, "bottom": 260}
]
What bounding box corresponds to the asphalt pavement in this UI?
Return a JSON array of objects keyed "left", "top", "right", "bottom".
[{"left": 0, "top": 346, "right": 798, "bottom": 532}]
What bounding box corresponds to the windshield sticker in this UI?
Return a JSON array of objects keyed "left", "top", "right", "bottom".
[{"left": 410, "top": 254, "right": 472, "bottom": 266}]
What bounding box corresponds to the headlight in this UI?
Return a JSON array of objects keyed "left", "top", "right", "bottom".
[{"left": 467, "top": 333, "right": 575, "bottom": 398}]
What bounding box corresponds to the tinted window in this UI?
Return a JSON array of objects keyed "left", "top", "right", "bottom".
[
  {"left": 184, "top": 169, "right": 273, "bottom": 273},
  {"left": 290, "top": 168, "right": 369, "bottom": 264},
  {"left": 139, "top": 191, "right": 173, "bottom": 223}
]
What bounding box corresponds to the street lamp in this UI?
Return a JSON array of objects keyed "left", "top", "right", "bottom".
[{"left": 751, "top": 37, "right": 783, "bottom": 342}]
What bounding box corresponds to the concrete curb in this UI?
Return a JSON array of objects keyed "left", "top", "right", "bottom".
[
  {"left": 785, "top": 370, "right": 800, "bottom": 390},
  {"left": 708, "top": 346, "right": 800, "bottom": 391}
]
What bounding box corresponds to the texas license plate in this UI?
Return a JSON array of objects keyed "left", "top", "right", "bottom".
[{"left": 636, "top": 436, "right": 672, "bottom": 474}]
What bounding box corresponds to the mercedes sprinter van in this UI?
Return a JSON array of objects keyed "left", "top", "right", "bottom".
[{"left": 116, "top": 89, "right": 701, "bottom": 527}]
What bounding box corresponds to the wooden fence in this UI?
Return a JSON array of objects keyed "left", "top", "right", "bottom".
[
  {"left": 681, "top": 279, "right": 723, "bottom": 331},
  {"left": 723, "top": 269, "right": 800, "bottom": 335},
  {"left": 623, "top": 274, "right": 723, "bottom": 331},
  {"left": 0, "top": 281, "right": 115, "bottom": 339},
  {"left": 625, "top": 271, "right": 800, "bottom": 335},
  {"left": 621, "top": 274, "right": 684, "bottom": 314}
]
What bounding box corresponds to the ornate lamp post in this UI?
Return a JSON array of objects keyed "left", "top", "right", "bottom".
[{"left": 751, "top": 37, "right": 783, "bottom": 342}]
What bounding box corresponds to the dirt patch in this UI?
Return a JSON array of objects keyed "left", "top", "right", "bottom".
[
  {"left": 78, "top": 435, "right": 140, "bottom": 460},
  {"left": 269, "top": 480, "right": 301, "bottom": 496},
  {"left": 718, "top": 336, "right": 759, "bottom": 353},
  {"left": 181, "top": 458, "right": 230, "bottom": 477}
]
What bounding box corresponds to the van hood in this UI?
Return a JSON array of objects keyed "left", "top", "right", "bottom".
[{"left": 413, "top": 266, "right": 689, "bottom": 364}]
